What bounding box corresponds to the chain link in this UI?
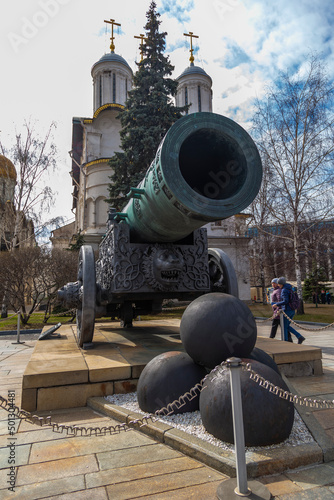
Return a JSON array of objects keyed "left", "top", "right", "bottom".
[
  {"left": 0, "top": 311, "right": 20, "bottom": 322},
  {"left": 279, "top": 309, "right": 334, "bottom": 331},
  {"left": 1, "top": 361, "right": 334, "bottom": 437}
]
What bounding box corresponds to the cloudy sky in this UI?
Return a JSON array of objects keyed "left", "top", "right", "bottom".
[{"left": 1, "top": 0, "right": 334, "bottom": 228}]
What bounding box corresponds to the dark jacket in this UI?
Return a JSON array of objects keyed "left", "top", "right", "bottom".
[{"left": 273, "top": 283, "right": 294, "bottom": 313}]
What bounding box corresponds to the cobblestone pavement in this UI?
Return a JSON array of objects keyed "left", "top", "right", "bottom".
[{"left": 0, "top": 321, "right": 334, "bottom": 498}]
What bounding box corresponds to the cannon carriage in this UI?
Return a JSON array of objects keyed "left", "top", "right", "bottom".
[{"left": 58, "top": 112, "right": 262, "bottom": 347}]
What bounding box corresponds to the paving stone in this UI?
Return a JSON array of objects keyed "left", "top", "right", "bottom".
[
  {"left": 0, "top": 443, "right": 31, "bottom": 468},
  {"left": 16, "top": 454, "right": 98, "bottom": 486},
  {"left": 97, "top": 442, "right": 182, "bottom": 470},
  {"left": 140, "top": 480, "right": 224, "bottom": 499},
  {"left": 0, "top": 428, "right": 70, "bottom": 448},
  {"left": 46, "top": 487, "right": 108, "bottom": 500},
  {"left": 0, "top": 418, "right": 19, "bottom": 436},
  {"left": 259, "top": 474, "right": 303, "bottom": 496},
  {"left": 0, "top": 474, "right": 85, "bottom": 500},
  {"left": 105, "top": 466, "right": 224, "bottom": 499},
  {"left": 313, "top": 409, "right": 334, "bottom": 429},
  {"left": 277, "top": 486, "right": 334, "bottom": 499},
  {"left": 286, "top": 463, "right": 334, "bottom": 489},
  {"left": 18, "top": 407, "right": 112, "bottom": 432},
  {"left": 87, "top": 456, "right": 204, "bottom": 489},
  {"left": 29, "top": 430, "right": 155, "bottom": 463}
]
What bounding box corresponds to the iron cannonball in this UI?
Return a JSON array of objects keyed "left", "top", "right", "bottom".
[
  {"left": 246, "top": 347, "right": 280, "bottom": 374},
  {"left": 180, "top": 293, "right": 257, "bottom": 369},
  {"left": 199, "top": 359, "right": 294, "bottom": 446},
  {"left": 137, "top": 351, "right": 207, "bottom": 414}
]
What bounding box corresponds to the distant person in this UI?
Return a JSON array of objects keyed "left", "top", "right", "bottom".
[
  {"left": 269, "top": 278, "right": 281, "bottom": 339},
  {"left": 321, "top": 290, "right": 326, "bottom": 304},
  {"left": 272, "top": 277, "right": 305, "bottom": 344},
  {"left": 326, "top": 291, "right": 331, "bottom": 305},
  {"left": 270, "top": 278, "right": 292, "bottom": 342}
]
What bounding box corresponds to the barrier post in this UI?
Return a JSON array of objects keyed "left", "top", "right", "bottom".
[
  {"left": 216, "top": 358, "right": 271, "bottom": 499},
  {"left": 12, "top": 310, "right": 24, "bottom": 345},
  {"left": 280, "top": 309, "right": 285, "bottom": 341}
]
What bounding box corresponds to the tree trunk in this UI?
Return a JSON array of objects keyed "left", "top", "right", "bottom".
[{"left": 294, "top": 231, "right": 304, "bottom": 315}]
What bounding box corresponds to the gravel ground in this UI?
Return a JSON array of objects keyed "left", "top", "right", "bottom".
[{"left": 105, "top": 392, "right": 315, "bottom": 452}]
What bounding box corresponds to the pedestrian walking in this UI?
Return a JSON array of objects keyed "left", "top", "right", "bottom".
[
  {"left": 326, "top": 290, "right": 331, "bottom": 305},
  {"left": 270, "top": 278, "right": 281, "bottom": 339},
  {"left": 270, "top": 278, "right": 292, "bottom": 342},
  {"left": 272, "top": 277, "right": 305, "bottom": 344}
]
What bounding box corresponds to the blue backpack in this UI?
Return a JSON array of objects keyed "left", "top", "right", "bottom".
[{"left": 289, "top": 290, "right": 300, "bottom": 310}]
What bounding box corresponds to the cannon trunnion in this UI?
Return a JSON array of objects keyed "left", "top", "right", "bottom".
[{"left": 58, "top": 112, "right": 262, "bottom": 347}]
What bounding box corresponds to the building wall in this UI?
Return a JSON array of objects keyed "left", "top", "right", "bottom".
[{"left": 206, "top": 217, "right": 252, "bottom": 302}]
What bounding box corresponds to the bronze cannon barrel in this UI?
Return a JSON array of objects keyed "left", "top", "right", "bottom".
[{"left": 119, "top": 111, "right": 262, "bottom": 243}]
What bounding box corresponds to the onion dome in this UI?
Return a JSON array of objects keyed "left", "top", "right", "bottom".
[
  {"left": 91, "top": 52, "right": 132, "bottom": 73},
  {"left": 0, "top": 155, "right": 16, "bottom": 180}
]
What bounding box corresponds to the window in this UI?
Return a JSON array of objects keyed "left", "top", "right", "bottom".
[
  {"left": 185, "top": 87, "right": 188, "bottom": 114},
  {"left": 99, "top": 75, "right": 102, "bottom": 107},
  {"left": 198, "top": 85, "right": 201, "bottom": 112},
  {"left": 113, "top": 73, "right": 116, "bottom": 103}
]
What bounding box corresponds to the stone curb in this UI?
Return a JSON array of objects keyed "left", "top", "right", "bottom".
[{"left": 87, "top": 396, "right": 323, "bottom": 478}]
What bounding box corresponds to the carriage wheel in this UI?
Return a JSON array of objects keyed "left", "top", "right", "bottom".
[
  {"left": 76, "top": 245, "right": 96, "bottom": 347},
  {"left": 208, "top": 248, "right": 239, "bottom": 297}
]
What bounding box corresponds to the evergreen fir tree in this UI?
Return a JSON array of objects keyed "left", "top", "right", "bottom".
[
  {"left": 302, "top": 266, "right": 329, "bottom": 307},
  {"left": 106, "top": 1, "right": 187, "bottom": 210}
]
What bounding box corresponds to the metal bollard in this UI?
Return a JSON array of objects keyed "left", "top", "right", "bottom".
[
  {"left": 12, "top": 310, "right": 24, "bottom": 345},
  {"left": 280, "top": 309, "right": 285, "bottom": 341},
  {"left": 216, "top": 358, "right": 271, "bottom": 499},
  {"left": 227, "top": 357, "right": 250, "bottom": 495}
]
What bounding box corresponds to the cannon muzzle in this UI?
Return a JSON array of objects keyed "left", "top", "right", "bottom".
[{"left": 121, "top": 112, "right": 262, "bottom": 243}]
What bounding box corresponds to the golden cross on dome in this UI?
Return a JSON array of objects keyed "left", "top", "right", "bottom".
[
  {"left": 134, "top": 33, "right": 148, "bottom": 62},
  {"left": 104, "top": 18, "right": 121, "bottom": 53},
  {"left": 184, "top": 31, "right": 199, "bottom": 65}
]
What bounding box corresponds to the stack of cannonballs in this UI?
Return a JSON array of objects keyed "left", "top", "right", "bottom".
[{"left": 137, "top": 293, "right": 294, "bottom": 447}]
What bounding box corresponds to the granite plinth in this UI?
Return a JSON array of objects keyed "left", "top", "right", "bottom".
[{"left": 21, "top": 320, "right": 322, "bottom": 412}]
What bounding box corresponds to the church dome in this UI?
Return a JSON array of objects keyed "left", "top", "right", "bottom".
[
  {"left": 177, "top": 64, "right": 212, "bottom": 84},
  {"left": 91, "top": 52, "right": 132, "bottom": 73},
  {"left": 91, "top": 51, "right": 133, "bottom": 113},
  {"left": 0, "top": 155, "right": 16, "bottom": 180}
]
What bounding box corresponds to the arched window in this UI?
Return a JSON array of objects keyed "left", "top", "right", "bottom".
[
  {"left": 185, "top": 87, "right": 188, "bottom": 114},
  {"left": 96, "top": 197, "right": 108, "bottom": 226},
  {"left": 113, "top": 73, "right": 116, "bottom": 103}
]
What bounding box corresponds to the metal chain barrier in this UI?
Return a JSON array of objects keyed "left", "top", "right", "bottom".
[
  {"left": 1, "top": 361, "right": 334, "bottom": 437},
  {"left": 280, "top": 309, "right": 334, "bottom": 331},
  {"left": 255, "top": 314, "right": 275, "bottom": 323},
  {"left": 0, "top": 311, "right": 20, "bottom": 322}
]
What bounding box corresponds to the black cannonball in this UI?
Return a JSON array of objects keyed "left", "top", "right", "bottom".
[
  {"left": 137, "top": 351, "right": 207, "bottom": 414},
  {"left": 180, "top": 293, "right": 257, "bottom": 369},
  {"left": 199, "top": 359, "right": 294, "bottom": 446},
  {"left": 246, "top": 347, "right": 280, "bottom": 374}
]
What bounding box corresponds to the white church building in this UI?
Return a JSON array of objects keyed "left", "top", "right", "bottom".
[{"left": 52, "top": 26, "right": 252, "bottom": 301}]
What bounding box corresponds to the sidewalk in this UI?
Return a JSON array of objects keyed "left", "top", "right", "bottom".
[{"left": 0, "top": 321, "right": 334, "bottom": 498}]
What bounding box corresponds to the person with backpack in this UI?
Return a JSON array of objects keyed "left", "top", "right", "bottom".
[
  {"left": 270, "top": 278, "right": 293, "bottom": 341},
  {"left": 272, "top": 277, "right": 305, "bottom": 344}
]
